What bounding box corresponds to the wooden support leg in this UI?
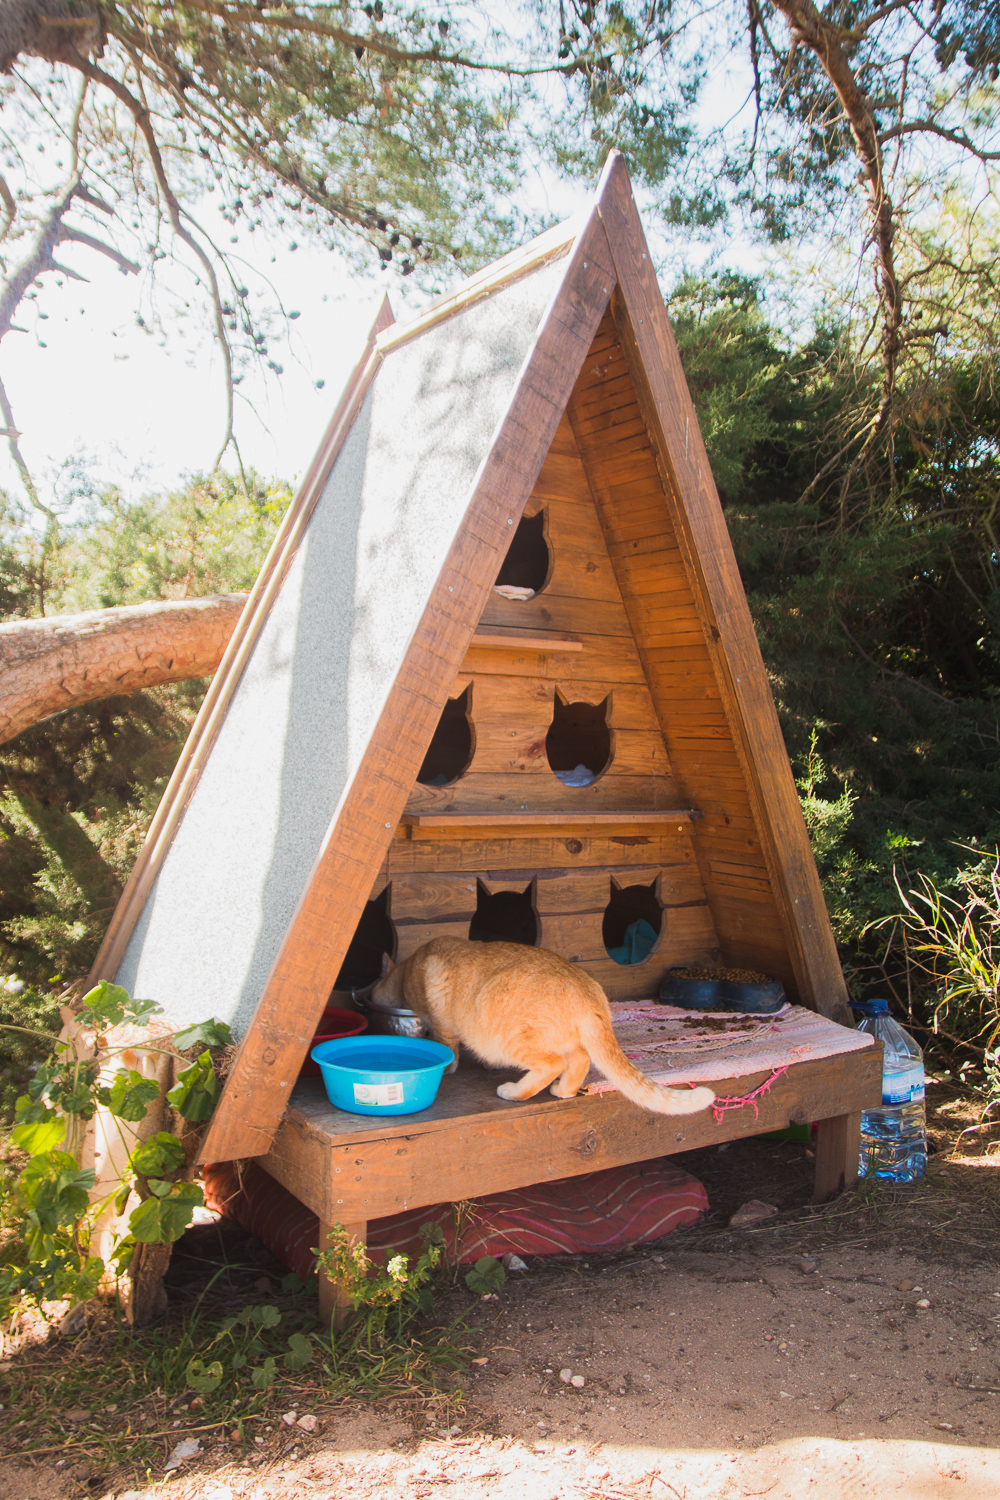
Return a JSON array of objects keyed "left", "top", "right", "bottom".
[
  {"left": 813, "top": 1111, "right": 862, "bottom": 1203},
  {"left": 317, "top": 1219, "right": 368, "bottom": 1331}
]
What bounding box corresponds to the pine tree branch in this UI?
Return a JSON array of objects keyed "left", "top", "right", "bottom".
[
  {"left": 0, "top": 371, "right": 50, "bottom": 526},
  {"left": 877, "top": 118, "right": 1000, "bottom": 163},
  {"left": 58, "top": 224, "right": 140, "bottom": 275},
  {"left": 769, "top": 0, "right": 904, "bottom": 520},
  {"left": 0, "top": 173, "right": 15, "bottom": 245},
  {"left": 170, "top": 0, "right": 597, "bottom": 79}
]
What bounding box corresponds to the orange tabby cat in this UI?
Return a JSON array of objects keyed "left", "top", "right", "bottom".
[{"left": 367, "top": 937, "right": 715, "bottom": 1116}]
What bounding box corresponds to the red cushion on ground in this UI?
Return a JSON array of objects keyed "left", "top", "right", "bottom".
[{"left": 202, "top": 1158, "right": 706, "bottom": 1282}]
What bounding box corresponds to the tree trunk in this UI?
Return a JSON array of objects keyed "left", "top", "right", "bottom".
[{"left": 0, "top": 593, "right": 246, "bottom": 744}]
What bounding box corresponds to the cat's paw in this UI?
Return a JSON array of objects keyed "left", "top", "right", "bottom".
[{"left": 496, "top": 1081, "right": 520, "bottom": 1101}]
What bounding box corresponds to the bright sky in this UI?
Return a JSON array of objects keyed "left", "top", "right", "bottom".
[
  {"left": 0, "top": 45, "right": 768, "bottom": 514},
  {"left": 0, "top": 164, "right": 598, "bottom": 508}
]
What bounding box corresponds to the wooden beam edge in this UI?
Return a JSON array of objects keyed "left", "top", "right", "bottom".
[
  {"left": 375, "top": 213, "right": 588, "bottom": 356},
  {"left": 594, "top": 157, "right": 850, "bottom": 1026}
]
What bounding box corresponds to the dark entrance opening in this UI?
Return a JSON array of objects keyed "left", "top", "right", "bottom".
[
  {"left": 417, "top": 686, "right": 474, "bottom": 786},
  {"left": 603, "top": 877, "right": 663, "bottom": 965},
  {"left": 334, "top": 885, "right": 396, "bottom": 989},
  {"left": 546, "top": 691, "right": 612, "bottom": 786},
  {"left": 494, "top": 510, "right": 550, "bottom": 596},
  {"left": 469, "top": 880, "right": 539, "bottom": 946}
]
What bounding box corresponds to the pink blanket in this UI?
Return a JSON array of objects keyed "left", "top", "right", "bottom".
[{"left": 584, "top": 1002, "right": 874, "bottom": 1095}]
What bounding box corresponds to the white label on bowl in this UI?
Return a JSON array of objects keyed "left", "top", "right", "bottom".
[{"left": 354, "top": 1081, "right": 404, "bottom": 1106}]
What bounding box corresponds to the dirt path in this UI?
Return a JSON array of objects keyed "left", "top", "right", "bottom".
[{"left": 5, "top": 1088, "right": 1000, "bottom": 1500}]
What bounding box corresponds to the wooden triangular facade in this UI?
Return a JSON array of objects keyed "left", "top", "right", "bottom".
[{"left": 90, "top": 154, "right": 848, "bottom": 1165}]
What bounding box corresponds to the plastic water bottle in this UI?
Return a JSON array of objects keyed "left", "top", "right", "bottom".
[{"left": 850, "top": 999, "right": 927, "bottom": 1182}]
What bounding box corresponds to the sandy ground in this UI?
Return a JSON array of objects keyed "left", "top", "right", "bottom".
[
  {"left": 5, "top": 1109, "right": 1000, "bottom": 1500},
  {"left": 7, "top": 1233, "right": 1000, "bottom": 1499}
]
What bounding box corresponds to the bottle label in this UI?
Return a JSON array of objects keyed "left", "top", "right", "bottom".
[{"left": 883, "top": 1067, "right": 924, "bottom": 1105}]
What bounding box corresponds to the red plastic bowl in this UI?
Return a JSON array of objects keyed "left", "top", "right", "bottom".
[{"left": 299, "top": 1006, "right": 368, "bottom": 1078}]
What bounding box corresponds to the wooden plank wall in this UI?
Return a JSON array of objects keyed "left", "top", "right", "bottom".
[
  {"left": 567, "top": 309, "right": 799, "bottom": 996},
  {"left": 376, "top": 828, "right": 718, "bottom": 1001},
  {"left": 404, "top": 416, "right": 679, "bottom": 815},
  {"left": 378, "top": 411, "right": 722, "bottom": 1002}
]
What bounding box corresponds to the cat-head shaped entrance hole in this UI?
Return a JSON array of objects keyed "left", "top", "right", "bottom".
[
  {"left": 546, "top": 690, "right": 613, "bottom": 787},
  {"left": 603, "top": 876, "right": 663, "bottom": 966},
  {"left": 417, "top": 685, "right": 475, "bottom": 787},
  {"left": 333, "top": 884, "right": 396, "bottom": 990},
  {"left": 494, "top": 509, "right": 550, "bottom": 599},
  {"left": 469, "top": 879, "right": 539, "bottom": 947}
]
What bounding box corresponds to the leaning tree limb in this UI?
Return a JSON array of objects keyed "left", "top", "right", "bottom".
[
  {"left": 768, "top": 0, "right": 903, "bottom": 518},
  {"left": 0, "top": 593, "right": 247, "bottom": 744}
]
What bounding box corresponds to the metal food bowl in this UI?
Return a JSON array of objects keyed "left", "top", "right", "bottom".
[{"left": 354, "top": 995, "right": 431, "bottom": 1038}]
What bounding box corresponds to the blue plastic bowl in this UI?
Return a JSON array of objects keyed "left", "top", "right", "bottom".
[{"left": 310, "top": 1034, "right": 454, "bottom": 1116}]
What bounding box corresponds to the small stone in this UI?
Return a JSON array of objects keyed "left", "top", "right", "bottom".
[
  {"left": 937, "top": 1422, "right": 953, "bottom": 1430},
  {"left": 230, "top": 1430, "right": 241, "bottom": 1443},
  {"left": 281, "top": 1410, "right": 298, "bottom": 1426},
  {"left": 917, "top": 1298, "right": 931, "bottom": 1309},
  {"left": 254, "top": 1436, "right": 264, "bottom": 1446},
  {"left": 559, "top": 1368, "right": 573, "bottom": 1384},
  {"left": 59, "top": 1302, "right": 92, "bottom": 1337},
  {"left": 571, "top": 1375, "right": 586, "bottom": 1389},
  {"left": 450, "top": 1424, "right": 461, "bottom": 1435},
  {"left": 255, "top": 1276, "right": 273, "bottom": 1294},
  {"left": 729, "top": 1200, "right": 779, "bottom": 1229},
  {"left": 898, "top": 1279, "right": 914, "bottom": 1292},
  {"left": 502, "top": 1253, "right": 529, "bottom": 1273},
  {"left": 164, "top": 1437, "right": 201, "bottom": 1471},
  {"left": 296, "top": 1414, "right": 318, "bottom": 1433},
  {"left": 65, "top": 1408, "right": 90, "bottom": 1423},
  {"left": 799, "top": 1259, "right": 817, "bottom": 1274}
]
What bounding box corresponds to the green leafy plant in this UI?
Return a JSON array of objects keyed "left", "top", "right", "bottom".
[
  {"left": 314, "top": 1223, "right": 443, "bottom": 1335},
  {"left": 178, "top": 1292, "right": 314, "bottom": 1394},
  {"left": 463, "top": 1256, "right": 505, "bottom": 1297},
  {"left": 882, "top": 848, "right": 1000, "bottom": 1054},
  {"left": 1, "top": 979, "right": 231, "bottom": 1312}
]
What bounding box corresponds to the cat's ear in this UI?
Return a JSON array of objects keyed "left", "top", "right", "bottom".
[{"left": 380, "top": 951, "right": 395, "bottom": 978}]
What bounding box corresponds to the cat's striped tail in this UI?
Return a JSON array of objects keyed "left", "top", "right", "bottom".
[{"left": 581, "top": 1013, "right": 715, "bottom": 1116}]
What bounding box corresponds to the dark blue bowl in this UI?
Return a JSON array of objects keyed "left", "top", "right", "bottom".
[
  {"left": 658, "top": 974, "right": 729, "bottom": 1010},
  {"left": 658, "top": 970, "right": 786, "bottom": 1013}
]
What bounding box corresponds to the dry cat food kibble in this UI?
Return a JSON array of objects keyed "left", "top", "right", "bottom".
[{"left": 669, "top": 965, "right": 773, "bottom": 984}]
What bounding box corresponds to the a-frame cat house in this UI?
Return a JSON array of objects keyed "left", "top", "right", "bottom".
[{"left": 90, "top": 154, "right": 879, "bottom": 1307}]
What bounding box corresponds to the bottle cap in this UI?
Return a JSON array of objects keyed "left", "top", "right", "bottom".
[{"left": 849, "top": 998, "right": 890, "bottom": 1017}]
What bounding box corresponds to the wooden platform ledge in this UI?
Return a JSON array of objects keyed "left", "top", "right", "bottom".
[
  {"left": 400, "top": 810, "right": 702, "bottom": 838},
  {"left": 257, "top": 1044, "right": 883, "bottom": 1326}
]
